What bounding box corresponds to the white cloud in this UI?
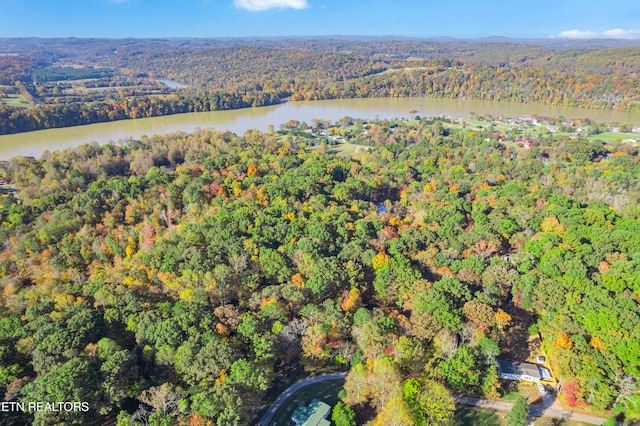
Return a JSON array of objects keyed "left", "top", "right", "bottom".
[
  {"left": 555, "top": 29, "right": 598, "bottom": 39},
  {"left": 554, "top": 28, "right": 640, "bottom": 39},
  {"left": 602, "top": 29, "right": 640, "bottom": 39},
  {"left": 233, "top": 0, "right": 309, "bottom": 11}
]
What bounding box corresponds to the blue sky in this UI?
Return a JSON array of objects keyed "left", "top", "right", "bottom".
[{"left": 0, "top": 0, "right": 639, "bottom": 39}]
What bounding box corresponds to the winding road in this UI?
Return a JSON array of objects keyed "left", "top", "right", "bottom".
[
  {"left": 257, "top": 373, "right": 609, "bottom": 426},
  {"left": 255, "top": 372, "right": 347, "bottom": 426}
]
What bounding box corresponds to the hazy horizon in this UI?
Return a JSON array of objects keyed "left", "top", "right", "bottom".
[{"left": 0, "top": 0, "right": 639, "bottom": 40}]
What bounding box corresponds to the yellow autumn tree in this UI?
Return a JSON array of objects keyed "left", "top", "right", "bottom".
[
  {"left": 590, "top": 336, "right": 605, "bottom": 350},
  {"left": 555, "top": 331, "right": 573, "bottom": 349},
  {"left": 125, "top": 235, "right": 137, "bottom": 257},
  {"left": 291, "top": 273, "right": 305, "bottom": 288},
  {"left": 495, "top": 309, "right": 512, "bottom": 331},
  {"left": 541, "top": 216, "right": 566, "bottom": 235},
  {"left": 423, "top": 181, "right": 437, "bottom": 194},
  {"left": 374, "top": 397, "right": 414, "bottom": 426},
  {"left": 372, "top": 251, "right": 390, "bottom": 272}
]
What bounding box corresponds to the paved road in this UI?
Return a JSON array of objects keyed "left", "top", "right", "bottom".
[
  {"left": 255, "top": 372, "right": 347, "bottom": 426},
  {"left": 454, "top": 396, "right": 606, "bottom": 425}
]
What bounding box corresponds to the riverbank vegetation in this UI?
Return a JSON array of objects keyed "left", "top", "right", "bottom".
[
  {"left": 0, "top": 117, "right": 638, "bottom": 425},
  {"left": 1, "top": 38, "right": 640, "bottom": 134}
]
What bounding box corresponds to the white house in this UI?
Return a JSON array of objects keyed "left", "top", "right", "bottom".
[{"left": 497, "top": 360, "right": 553, "bottom": 384}]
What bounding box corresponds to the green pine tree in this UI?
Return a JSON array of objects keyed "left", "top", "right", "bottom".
[{"left": 507, "top": 396, "right": 529, "bottom": 426}]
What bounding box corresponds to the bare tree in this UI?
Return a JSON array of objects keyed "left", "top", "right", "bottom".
[
  {"left": 336, "top": 340, "right": 356, "bottom": 362},
  {"left": 614, "top": 372, "right": 638, "bottom": 408},
  {"left": 460, "top": 321, "right": 477, "bottom": 346},
  {"left": 286, "top": 318, "right": 308, "bottom": 337},
  {"left": 435, "top": 330, "right": 459, "bottom": 359},
  {"left": 228, "top": 251, "right": 249, "bottom": 276},
  {"left": 277, "top": 318, "right": 308, "bottom": 361},
  {"left": 139, "top": 383, "right": 181, "bottom": 417},
  {"left": 131, "top": 407, "right": 150, "bottom": 426}
]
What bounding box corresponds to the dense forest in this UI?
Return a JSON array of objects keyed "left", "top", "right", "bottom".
[
  {"left": 1, "top": 38, "right": 640, "bottom": 135},
  {"left": 0, "top": 118, "right": 638, "bottom": 425}
]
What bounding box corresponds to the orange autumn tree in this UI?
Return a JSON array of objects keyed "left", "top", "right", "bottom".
[{"left": 341, "top": 288, "right": 362, "bottom": 312}]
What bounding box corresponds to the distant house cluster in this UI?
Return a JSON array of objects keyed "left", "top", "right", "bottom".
[
  {"left": 291, "top": 400, "right": 331, "bottom": 426},
  {"left": 497, "top": 360, "right": 554, "bottom": 384}
]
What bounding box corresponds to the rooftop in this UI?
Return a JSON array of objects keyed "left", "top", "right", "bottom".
[
  {"left": 498, "top": 360, "right": 542, "bottom": 379},
  {"left": 291, "top": 399, "right": 331, "bottom": 426}
]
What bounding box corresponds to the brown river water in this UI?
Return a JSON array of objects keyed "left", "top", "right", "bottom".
[{"left": 0, "top": 97, "right": 638, "bottom": 159}]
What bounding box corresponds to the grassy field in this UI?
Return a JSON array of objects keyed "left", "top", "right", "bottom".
[
  {"left": 270, "top": 380, "right": 344, "bottom": 426},
  {"left": 304, "top": 141, "right": 368, "bottom": 157},
  {"left": 325, "top": 143, "right": 365, "bottom": 157},
  {"left": 587, "top": 131, "right": 640, "bottom": 142},
  {"left": 2, "top": 93, "right": 32, "bottom": 108},
  {"left": 501, "top": 381, "right": 545, "bottom": 405}
]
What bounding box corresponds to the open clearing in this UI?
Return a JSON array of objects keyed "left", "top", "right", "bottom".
[
  {"left": 2, "top": 94, "right": 32, "bottom": 108},
  {"left": 587, "top": 131, "right": 639, "bottom": 142}
]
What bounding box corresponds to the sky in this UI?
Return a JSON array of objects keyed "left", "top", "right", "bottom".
[{"left": 0, "top": 0, "right": 639, "bottom": 40}]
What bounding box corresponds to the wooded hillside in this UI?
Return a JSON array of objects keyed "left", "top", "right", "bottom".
[
  {"left": 1, "top": 38, "right": 639, "bottom": 135},
  {"left": 0, "top": 120, "right": 638, "bottom": 425}
]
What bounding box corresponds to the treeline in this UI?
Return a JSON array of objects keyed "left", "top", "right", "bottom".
[
  {"left": 0, "top": 89, "right": 280, "bottom": 135},
  {"left": 0, "top": 120, "right": 638, "bottom": 425},
  {"left": 30, "top": 66, "right": 114, "bottom": 83},
  {"left": 336, "top": 64, "right": 640, "bottom": 110}
]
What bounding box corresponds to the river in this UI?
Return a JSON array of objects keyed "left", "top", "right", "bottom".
[
  {"left": 0, "top": 97, "right": 639, "bottom": 159},
  {"left": 155, "top": 79, "right": 189, "bottom": 89}
]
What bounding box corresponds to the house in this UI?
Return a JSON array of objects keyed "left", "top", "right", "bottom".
[
  {"left": 497, "top": 360, "right": 553, "bottom": 384},
  {"left": 517, "top": 139, "right": 539, "bottom": 148},
  {"left": 291, "top": 400, "right": 331, "bottom": 426}
]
